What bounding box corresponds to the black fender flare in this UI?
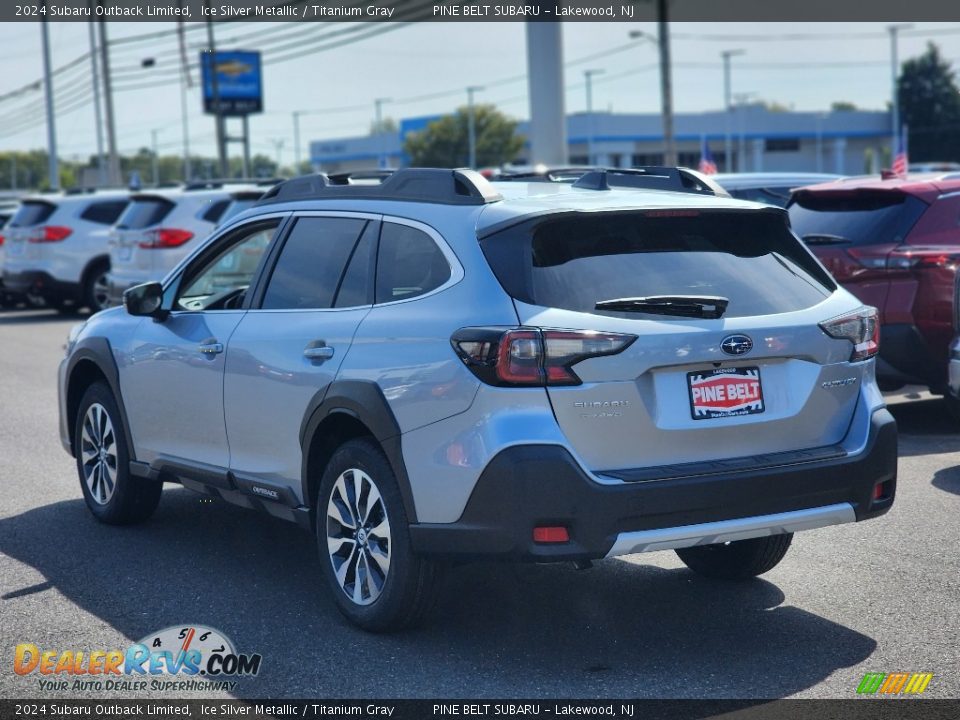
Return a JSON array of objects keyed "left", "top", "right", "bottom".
[
  {"left": 299, "top": 380, "right": 417, "bottom": 523},
  {"left": 65, "top": 336, "right": 137, "bottom": 461}
]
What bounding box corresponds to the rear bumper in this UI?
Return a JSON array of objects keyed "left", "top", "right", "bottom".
[
  {"left": 409, "top": 408, "right": 897, "bottom": 561},
  {"left": 2, "top": 269, "right": 79, "bottom": 302}
]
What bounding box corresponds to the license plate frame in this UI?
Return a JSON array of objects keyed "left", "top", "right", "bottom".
[{"left": 687, "top": 366, "right": 764, "bottom": 420}]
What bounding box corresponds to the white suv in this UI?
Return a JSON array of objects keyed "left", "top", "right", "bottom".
[
  {"left": 2, "top": 191, "right": 129, "bottom": 312},
  {"left": 107, "top": 183, "right": 258, "bottom": 305}
]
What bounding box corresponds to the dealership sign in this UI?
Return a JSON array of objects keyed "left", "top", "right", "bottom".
[{"left": 200, "top": 50, "right": 263, "bottom": 116}]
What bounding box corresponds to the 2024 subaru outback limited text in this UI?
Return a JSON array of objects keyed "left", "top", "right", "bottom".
[{"left": 58, "top": 168, "right": 898, "bottom": 631}]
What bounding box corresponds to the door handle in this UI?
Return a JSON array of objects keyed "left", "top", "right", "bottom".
[
  {"left": 304, "top": 344, "right": 335, "bottom": 361},
  {"left": 199, "top": 342, "right": 224, "bottom": 355}
]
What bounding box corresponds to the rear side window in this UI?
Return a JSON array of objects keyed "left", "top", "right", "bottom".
[
  {"left": 201, "top": 199, "right": 230, "bottom": 224},
  {"left": 10, "top": 201, "right": 55, "bottom": 227},
  {"left": 117, "top": 197, "right": 175, "bottom": 229},
  {"left": 261, "top": 217, "right": 367, "bottom": 310},
  {"left": 80, "top": 200, "right": 128, "bottom": 225},
  {"left": 788, "top": 192, "right": 927, "bottom": 247},
  {"left": 375, "top": 223, "right": 451, "bottom": 304},
  {"left": 480, "top": 211, "right": 836, "bottom": 320},
  {"left": 218, "top": 195, "right": 262, "bottom": 225}
]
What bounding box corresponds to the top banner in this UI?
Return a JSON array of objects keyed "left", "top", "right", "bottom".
[{"left": 7, "top": 0, "right": 960, "bottom": 23}]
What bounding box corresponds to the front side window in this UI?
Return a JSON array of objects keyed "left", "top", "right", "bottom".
[
  {"left": 176, "top": 221, "right": 279, "bottom": 311},
  {"left": 261, "top": 217, "right": 368, "bottom": 310},
  {"left": 375, "top": 223, "right": 451, "bottom": 304}
]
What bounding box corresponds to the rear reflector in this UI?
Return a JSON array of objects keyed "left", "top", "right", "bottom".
[{"left": 533, "top": 526, "right": 570, "bottom": 544}]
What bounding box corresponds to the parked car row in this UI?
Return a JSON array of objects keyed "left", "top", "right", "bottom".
[{"left": 0, "top": 180, "right": 280, "bottom": 313}]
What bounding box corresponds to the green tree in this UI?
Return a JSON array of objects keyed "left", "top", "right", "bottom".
[
  {"left": 831, "top": 101, "right": 858, "bottom": 112},
  {"left": 897, "top": 42, "right": 960, "bottom": 162},
  {"left": 403, "top": 105, "right": 524, "bottom": 168}
]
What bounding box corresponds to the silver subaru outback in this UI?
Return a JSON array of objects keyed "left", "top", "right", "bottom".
[{"left": 58, "top": 168, "right": 897, "bottom": 631}]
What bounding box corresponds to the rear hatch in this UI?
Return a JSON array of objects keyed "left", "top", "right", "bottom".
[
  {"left": 479, "top": 208, "right": 866, "bottom": 473},
  {"left": 788, "top": 190, "right": 928, "bottom": 320},
  {"left": 110, "top": 194, "right": 177, "bottom": 274},
  {"left": 4, "top": 200, "right": 58, "bottom": 264}
]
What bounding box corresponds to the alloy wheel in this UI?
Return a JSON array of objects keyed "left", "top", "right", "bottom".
[
  {"left": 80, "top": 403, "right": 118, "bottom": 505},
  {"left": 326, "top": 468, "right": 391, "bottom": 606}
]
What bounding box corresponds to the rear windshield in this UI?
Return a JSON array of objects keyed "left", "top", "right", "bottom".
[
  {"left": 10, "top": 201, "right": 56, "bottom": 227},
  {"left": 116, "top": 197, "right": 175, "bottom": 229},
  {"left": 201, "top": 199, "right": 230, "bottom": 224},
  {"left": 788, "top": 191, "right": 927, "bottom": 247},
  {"left": 480, "top": 210, "right": 836, "bottom": 320}
]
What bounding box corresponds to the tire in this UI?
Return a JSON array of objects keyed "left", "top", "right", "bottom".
[
  {"left": 75, "top": 381, "right": 162, "bottom": 525},
  {"left": 316, "top": 437, "right": 439, "bottom": 632},
  {"left": 82, "top": 261, "right": 111, "bottom": 313},
  {"left": 675, "top": 533, "right": 793, "bottom": 581}
]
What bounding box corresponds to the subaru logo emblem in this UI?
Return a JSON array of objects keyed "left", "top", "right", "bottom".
[{"left": 720, "top": 334, "right": 753, "bottom": 356}]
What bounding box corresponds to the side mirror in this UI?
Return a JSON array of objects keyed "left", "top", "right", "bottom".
[{"left": 124, "top": 282, "right": 165, "bottom": 319}]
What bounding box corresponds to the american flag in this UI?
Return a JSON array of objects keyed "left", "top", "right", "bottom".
[
  {"left": 892, "top": 127, "right": 909, "bottom": 178},
  {"left": 698, "top": 137, "right": 718, "bottom": 175}
]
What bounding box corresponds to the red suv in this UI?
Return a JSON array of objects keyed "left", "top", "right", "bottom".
[{"left": 788, "top": 173, "right": 960, "bottom": 394}]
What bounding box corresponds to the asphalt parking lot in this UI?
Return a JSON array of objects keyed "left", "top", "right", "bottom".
[{"left": 1, "top": 307, "right": 959, "bottom": 700}]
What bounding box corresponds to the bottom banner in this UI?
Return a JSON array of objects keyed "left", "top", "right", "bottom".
[{"left": 2, "top": 699, "right": 959, "bottom": 720}]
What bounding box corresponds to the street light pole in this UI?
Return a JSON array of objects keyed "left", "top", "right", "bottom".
[
  {"left": 466, "top": 86, "right": 484, "bottom": 169},
  {"left": 888, "top": 24, "right": 913, "bottom": 155},
  {"left": 98, "top": 17, "right": 120, "bottom": 187},
  {"left": 583, "top": 69, "right": 604, "bottom": 166},
  {"left": 87, "top": 18, "right": 106, "bottom": 186},
  {"left": 721, "top": 49, "right": 745, "bottom": 173},
  {"left": 40, "top": 9, "right": 59, "bottom": 191},
  {"left": 374, "top": 98, "right": 391, "bottom": 169}
]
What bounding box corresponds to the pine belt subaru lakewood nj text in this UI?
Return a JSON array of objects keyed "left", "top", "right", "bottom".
[{"left": 57, "top": 167, "right": 898, "bottom": 631}]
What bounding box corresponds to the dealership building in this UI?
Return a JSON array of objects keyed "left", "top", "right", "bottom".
[{"left": 310, "top": 106, "right": 892, "bottom": 175}]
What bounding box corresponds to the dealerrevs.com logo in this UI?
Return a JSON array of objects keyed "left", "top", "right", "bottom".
[{"left": 14, "top": 625, "right": 262, "bottom": 693}]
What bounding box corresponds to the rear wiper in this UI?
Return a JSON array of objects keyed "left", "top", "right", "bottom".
[
  {"left": 595, "top": 295, "right": 729, "bottom": 319},
  {"left": 802, "top": 233, "right": 849, "bottom": 245}
]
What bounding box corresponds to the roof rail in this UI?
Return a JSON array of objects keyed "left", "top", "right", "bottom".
[
  {"left": 183, "top": 177, "right": 284, "bottom": 191},
  {"left": 572, "top": 167, "right": 730, "bottom": 197},
  {"left": 258, "top": 168, "right": 503, "bottom": 206}
]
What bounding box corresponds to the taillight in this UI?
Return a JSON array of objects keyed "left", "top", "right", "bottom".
[
  {"left": 451, "top": 327, "right": 636, "bottom": 386},
  {"left": 819, "top": 306, "right": 879, "bottom": 362},
  {"left": 28, "top": 225, "right": 72, "bottom": 243},
  {"left": 0, "top": 234, "right": 5, "bottom": 247},
  {"left": 886, "top": 249, "right": 960, "bottom": 270},
  {"left": 138, "top": 228, "right": 193, "bottom": 249}
]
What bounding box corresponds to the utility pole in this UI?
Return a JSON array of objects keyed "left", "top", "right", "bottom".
[
  {"left": 374, "top": 98, "right": 391, "bottom": 169},
  {"left": 40, "top": 10, "right": 59, "bottom": 190},
  {"left": 87, "top": 17, "right": 106, "bottom": 186},
  {"left": 721, "top": 49, "right": 744, "bottom": 173},
  {"left": 657, "top": 0, "right": 676, "bottom": 166},
  {"left": 270, "top": 139, "right": 284, "bottom": 169},
  {"left": 176, "top": 15, "right": 192, "bottom": 181},
  {"left": 205, "top": 3, "right": 227, "bottom": 177},
  {"left": 98, "top": 17, "right": 120, "bottom": 186},
  {"left": 525, "top": 22, "right": 567, "bottom": 166},
  {"left": 466, "top": 86, "right": 484, "bottom": 169},
  {"left": 888, "top": 24, "right": 912, "bottom": 156},
  {"left": 151, "top": 129, "right": 160, "bottom": 185},
  {"left": 292, "top": 111, "right": 302, "bottom": 170},
  {"left": 583, "top": 70, "right": 604, "bottom": 166}
]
